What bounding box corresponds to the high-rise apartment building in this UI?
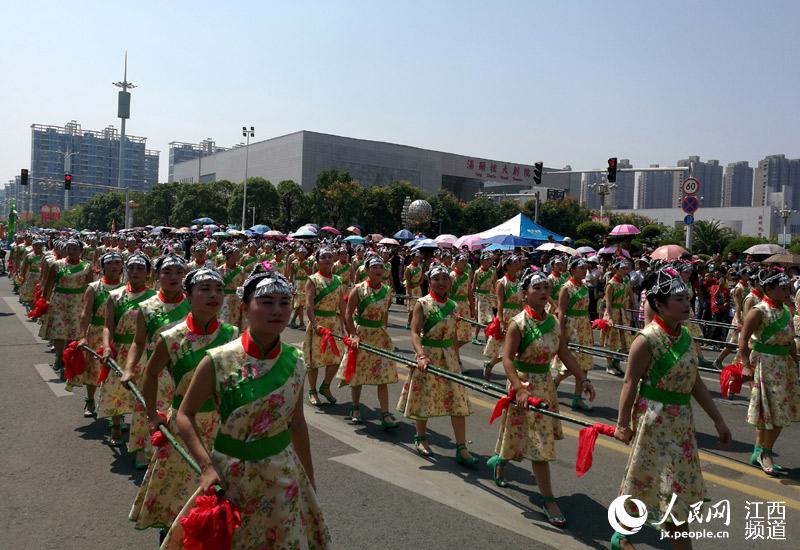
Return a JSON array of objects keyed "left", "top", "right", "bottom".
[
  {"left": 29, "top": 120, "right": 159, "bottom": 211},
  {"left": 168, "top": 139, "right": 229, "bottom": 183},
  {"left": 722, "top": 161, "right": 753, "bottom": 207},
  {"left": 638, "top": 164, "right": 676, "bottom": 209},
  {"left": 752, "top": 154, "right": 800, "bottom": 209}
]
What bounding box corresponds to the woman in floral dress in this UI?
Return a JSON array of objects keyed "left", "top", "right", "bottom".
[
  {"left": 737, "top": 267, "right": 800, "bottom": 476},
  {"left": 398, "top": 264, "right": 478, "bottom": 465},
  {"left": 472, "top": 250, "right": 497, "bottom": 345},
  {"left": 612, "top": 268, "right": 731, "bottom": 549},
  {"left": 99, "top": 253, "right": 157, "bottom": 446},
  {"left": 218, "top": 244, "right": 246, "bottom": 328},
  {"left": 490, "top": 268, "right": 595, "bottom": 528},
  {"left": 121, "top": 254, "right": 190, "bottom": 468},
  {"left": 338, "top": 255, "right": 399, "bottom": 427},
  {"left": 130, "top": 268, "right": 238, "bottom": 534},
  {"left": 18, "top": 238, "right": 45, "bottom": 308},
  {"left": 43, "top": 238, "right": 93, "bottom": 375},
  {"left": 483, "top": 254, "right": 525, "bottom": 379},
  {"left": 72, "top": 252, "right": 125, "bottom": 416},
  {"left": 603, "top": 258, "right": 633, "bottom": 376},
  {"left": 162, "top": 265, "right": 330, "bottom": 550},
  {"left": 553, "top": 258, "right": 595, "bottom": 410},
  {"left": 403, "top": 250, "right": 424, "bottom": 329},
  {"left": 450, "top": 252, "right": 474, "bottom": 348},
  {"left": 289, "top": 246, "right": 313, "bottom": 329},
  {"left": 333, "top": 247, "right": 352, "bottom": 293}
]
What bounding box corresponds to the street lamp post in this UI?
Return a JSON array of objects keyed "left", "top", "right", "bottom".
[
  {"left": 249, "top": 206, "right": 256, "bottom": 228},
  {"left": 241, "top": 126, "right": 255, "bottom": 229},
  {"left": 779, "top": 203, "right": 797, "bottom": 249},
  {"left": 588, "top": 176, "right": 617, "bottom": 218},
  {"left": 57, "top": 150, "right": 79, "bottom": 210},
  {"left": 113, "top": 52, "right": 136, "bottom": 229}
]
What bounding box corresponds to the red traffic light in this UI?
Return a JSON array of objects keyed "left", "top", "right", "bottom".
[
  {"left": 64, "top": 173, "right": 72, "bottom": 190},
  {"left": 608, "top": 158, "right": 616, "bottom": 168}
]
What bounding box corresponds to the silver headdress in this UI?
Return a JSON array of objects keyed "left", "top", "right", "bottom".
[
  {"left": 568, "top": 257, "right": 588, "bottom": 271},
  {"left": 520, "top": 267, "right": 549, "bottom": 290},
  {"left": 647, "top": 267, "right": 690, "bottom": 297},
  {"left": 125, "top": 253, "right": 151, "bottom": 270},
  {"left": 155, "top": 253, "right": 187, "bottom": 272},
  {"left": 364, "top": 255, "right": 385, "bottom": 269},
  {"left": 426, "top": 263, "right": 450, "bottom": 279},
  {"left": 758, "top": 267, "right": 789, "bottom": 288},
  {"left": 182, "top": 267, "right": 224, "bottom": 292},
  {"left": 99, "top": 252, "right": 124, "bottom": 269},
  {"left": 238, "top": 265, "right": 294, "bottom": 301}
]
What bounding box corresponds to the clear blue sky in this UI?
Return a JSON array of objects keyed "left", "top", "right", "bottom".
[{"left": 2, "top": 0, "right": 798, "bottom": 184}]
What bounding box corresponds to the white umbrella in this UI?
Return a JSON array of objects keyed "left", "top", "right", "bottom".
[
  {"left": 743, "top": 243, "right": 785, "bottom": 255},
  {"left": 536, "top": 243, "right": 559, "bottom": 251},
  {"left": 576, "top": 246, "right": 596, "bottom": 255},
  {"left": 555, "top": 244, "right": 577, "bottom": 255},
  {"left": 378, "top": 238, "right": 400, "bottom": 246},
  {"left": 434, "top": 234, "right": 458, "bottom": 247}
]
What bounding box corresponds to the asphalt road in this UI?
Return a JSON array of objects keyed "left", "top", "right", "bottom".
[{"left": 1, "top": 279, "right": 797, "bottom": 549}]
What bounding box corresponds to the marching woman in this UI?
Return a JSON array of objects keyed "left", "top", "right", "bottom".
[
  {"left": 546, "top": 256, "right": 567, "bottom": 312},
  {"left": 472, "top": 250, "right": 497, "bottom": 345},
  {"left": 303, "top": 246, "right": 345, "bottom": 406},
  {"left": 553, "top": 258, "right": 595, "bottom": 410},
  {"left": 121, "top": 254, "right": 190, "bottom": 468},
  {"left": 337, "top": 255, "right": 399, "bottom": 427},
  {"left": 603, "top": 258, "right": 634, "bottom": 375},
  {"left": 714, "top": 268, "right": 746, "bottom": 369},
  {"left": 18, "top": 237, "right": 45, "bottom": 309},
  {"left": 483, "top": 254, "right": 525, "bottom": 380},
  {"left": 289, "top": 246, "right": 313, "bottom": 329},
  {"left": 450, "top": 252, "right": 474, "bottom": 350},
  {"left": 333, "top": 247, "right": 353, "bottom": 293},
  {"left": 403, "top": 249, "right": 424, "bottom": 329},
  {"left": 98, "top": 253, "right": 157, "bottom": 446},
  {"left": 72, "top": 252, "right": 125, "bottom": 415},
  {"left": 489, "top": 268, "right": 595, "bottom": 527},
  {"left": 43, "top": 238, "right": 93, "bottom": 376},
  {"left": 130, "top": 268, "right": 238, "bottom": 534},
  {"left": 161, "top": 265, "right": 331, "bottom": 550},
  {"left": 736, "top": 268, "right": 800, "bottom": 476},
  {"left": 218, "top": 243, "right": 246, "bottom": 328},
  {"left": 398, "top": 263, "right": 477, "bottom": 464},
  {"left": 612, "top": 268, "right": 731, "bottom": 550}
]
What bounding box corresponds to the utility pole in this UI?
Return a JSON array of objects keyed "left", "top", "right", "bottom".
[
  {"left": 113, "top": 52, "right": 136, "bottom": 229},
  {"left": 685, "top": 161, "right": 694, "bottom": 252},
  {"left": 241, "top": 126, "right": 255, "bottom": 229},
  {"left": 58, "top": 149, "right": 79, "bottom": 210}
]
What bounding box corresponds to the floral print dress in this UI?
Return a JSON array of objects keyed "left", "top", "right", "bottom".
[
  {"left": 96, "top": 286, "right": 157, "bottom": 419},
  {"left": 484, "top": 275, "right": 523, "bottom": 359},
  {"left": 450, "top": 268, "right": 471, "bottom": 342},
  {"left": 302, "top": 273, "right": 344, "bottom": 369},
  {"left": 618, "top": 319, "right": 705, "bottom": 524},
  {"left": 46, "top": 259, "right": 92, "bottom": 340},
  {"left": 291, "top": 259, "right": 313, "bottom": 310},
  {"left": 333, "top": 260, "right": 352, "bottom": 294},
  {"left": 746, "top": 300, "right": 800, "bottom": 429},
  {"left": 218, "top": 263, "right": 246, "bottom": 327},
  {"left": 473, "top": 266, "right": 497, "bottom": 325},
  {"left": 19, "top": 252, "right": 43, "bottom": 304},
  {"left": 553, "top": 278, "right": 593, "bottom": 373},
  {"left": 493, "top": 306, "right": 563, "bottom": 462},
  {"left": 162, "top": 334, "right": 331, "bottom": 550},
  {"left": 404, "top": 263, "right": 424, "bottom": 313},
  {"left": 130, "top": 316, "right": 238, "bottom": 530},
  {"left": 74, "top": 278, "right": 124, "bottom": 387},
  {"left": 337, "top": 281, "right": 398, "bottom": 387},
  {"left": 397, "top": 294, "right": 471, "bottom": 419},
  {"left": 603, "top": 275, "right": 631, "bottom": 352},
  {"left": 129, "top": 294, "right": 190, "bottom": 455}
]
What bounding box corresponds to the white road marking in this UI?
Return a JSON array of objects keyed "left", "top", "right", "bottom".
[
  {"left": 33, "top": 364, "right": 74, "bottom": 397},
  {"left": 305, "top": 408, "right": 586, "bottom": 550},
  {"left": 2, "top": 297, "right": 49, "bottom": 343}
]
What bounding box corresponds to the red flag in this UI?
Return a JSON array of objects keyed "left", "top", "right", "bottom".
[
  {"left": 575, "top": 423, "right": 616, "bottom": 477},
  {"left": 181, "top": 488, "right": 242, "bottom": 550},
  {"left": 27, "top": 297, "right": 48, "bottom": 319},
  {"left": 318, "top": 327, "right": 340, "bottom": 356},
  {"left": 591, "top": 319, "right": 611, "bottom": 332},
  {"left": 93, "top": 345, "right": 117, "bottom": 385},
  {"left": 484, "top": 317, "right": 502, "bottom": 338},
  {"left": 342, "top": 336, "right": 358, "bottom": 383},
  {"left": 62, "top": 341, "right": 87, "bottom": 381},
  {"left": 150, "top": 411, "right": 170, "bottom": 448},
  {"left": 720, "top": 362, "right": 743, "bottom": 399},
  {"left": 489, "top": 388, "right": 546, "bottom": 424}
]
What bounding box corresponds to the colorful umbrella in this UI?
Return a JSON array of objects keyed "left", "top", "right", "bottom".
[
  {"left": 344, "top": 235, "right": 365, "bottom": 244},
  {"left": 485, "top": 243, "right": 514, "bottom": 251},
  {"left": 456, "top": 234, "right": 487, "bottom": 251},
  {"left": 249, "top": 224, "right": 270, "bottom": 234},
  {"left": 291, "top": 229, "right": 317, "bottom": 239},
  {"left": 212, "top": 231, "right": 228, "bottom": 237},
  {"left": 320, "top": 226, "right": 340, "bottom": 235},
  {"left": 346, "top": 226, "right": 362, "bottom": 236},
  {"left": 763, "top": 252, "right": 800, "bottom": 266},
  {"left": 368, "top": 234, "right": 384, "bottom": 242},
  {"left": 411, "top": 238, "right": 438, "bottom": 250},
  {"left": 649, "top": 244, "right": 688, "bottom": 260},
  {"left": 555, "top": 244, "right": 577, "bottom": 255},
  {"left": 609, "top": 224, "right": 640, "bottom": 236},
  {"left": 192, "top": 217, "right": 215, "bottom": 225},
  {"left": 536, "top": 243, "right": 558, "bottom": 252},
  {"left": 576, "top": 246, "right": 596, "bottom": 255},
  {"left": 434, "top": 234, "right": 458, "bottom": 247},
  {"left": 393, "top": 229, "right": 414, "bottom": 240}
]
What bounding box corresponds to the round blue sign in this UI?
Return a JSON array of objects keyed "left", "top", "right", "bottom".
[
  {"left": 684, "top": 214, "right": 694, "bottom": 225},
  {"left": 681, "top": 195, "right": 699, "bottom": 214}
]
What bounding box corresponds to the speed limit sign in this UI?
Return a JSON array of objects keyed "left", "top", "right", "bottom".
[{"left": 681, "top": 177, "right": 700, "bottom": 195}]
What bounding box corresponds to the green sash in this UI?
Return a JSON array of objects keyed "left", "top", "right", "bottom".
[
  {"left": 54, "top": 261, "right": 87, "bottom": 282},
  {"left": 145, "top": 300, "right": 191, "bottom": 341},
  {"left": 313, "top": 275, "right": 341, "bottom": 305},
  {"left": 222, "top": 265, "right": 243, "bottom": 286},
  {"left": 647, "top": 326, "right": 692, "bottom": 387},
  {"left": 92, "top": 282, "right": 124, "bottom": 316},
  {"left": 475, "top": 268, "right": 494, "bottom": 291},
  {"left": 612, "top": 283, "right": 626, "bottom": 302},
  {"left": 218, "top": 344, "right": 297, "bottom": 422},
  {"left": 407, "top": 266, "right": 421, "bottom": 284},
  {"left": 214, "top": 430, "right": 291, "bottom": 460},
  {"left": 567, "top": 285, "right": 588, "bottom": 314},
  {"left": 503, "top": 280, "right": 519, "bottom": 307},
  {"left": 451, "top": 271, "right": 469, "bottom": 296},
  {"left": 550, "top": 273, "right": 566, "bottom": 299},
  {"left": 518, "top": 313, "right": 556, "bottom": 355},
  {"left": 759, "top": 305, "right": 790, "bottom": 344},
  {"left": 335, "top": 263, "right": 351, "bottom": 276},
  {"left": 241, "top": 255, "right": 258, "bottom": 267},
  {"left": 357, "top": 285, "right": 389, "bottom": 315},
  {"left": 422, "top": 299, "right": 457, "bottom": 336},
  {"left": 114, "top": 289, "right": 157, "bottom": 324},
  {"left": 171, "top": 323, "right": 236, "bottom": 389}
]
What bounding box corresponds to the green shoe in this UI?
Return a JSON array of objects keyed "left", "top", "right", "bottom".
[
  {"left": 318, "top": 383, "right": 337, "bottom": 405},
  {"left": 380, "top": 411, "right": 399, "bottom": 430},
  {"left": 455, "top": 443, "right": 479, "bottom": 466},
  {"left": 487, "top": 455, "right": 509, "bottom": 487},
  {"left": 571, "top": 396, "right": 592, "bottom": 411},
  {"left": 83, "top": 398, "right": 97, "bottom": 418},
  {"left": 749, "top": 446, "right": 763, "bottom": 465},
  {"left": 471, "top": 338, "right": 482, "bottom": 346},
  {"left": 349, "top": 405, "right": 363, "bottom": 425},
  {"left": 541, "top": 495, "right": 567, "bottom": 528},
  {"left": 483, "top": 362, "right": 493, "bottom": 381},
  {"left": 762, "top": 447, "right": 787, "bottom": 473},
  {"left": 413, "top": 434, "right": 434, "bottom": 457},
  {"left": 108, "top": 424, "right": 125, "bottom": 447},
  {"left": 610, "top": 531, "right": 629, "bottom": 550}
]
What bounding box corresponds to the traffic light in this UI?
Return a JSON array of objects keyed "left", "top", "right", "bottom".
[
  {"left": 607, "top": 157, "right": 618, "bottom": 183},
  {"left": 20, "top": 169, "right": 28, "bottom": 186},
  {"left": 64, "top": 174, "right": 72, "bottom": 190},
  {"left": 533, "top": 162, "right": 543, "bottom": 185}
]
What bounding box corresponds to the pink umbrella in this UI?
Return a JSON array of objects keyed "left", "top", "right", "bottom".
[
  {"left": 346, "top": 225, "right": 361, "bottom": 236},
  {"left": 320, "top": 226, "right": 340, "bottom": 235},
  {"left": 378, "top": 238, "right": 400, "bottom": 246},
  {"left": 455, "top": 234, "right": 487, "bottom": 251},
  {"left": 650, "top": 244, "right": 688, "bottom": 261},
  {"left": 597, "top": 245, "right": 631, "bottom": 257},
  {"left": 434, "top": 234, "right": 458, "bottom": 248},
  {"left": 609, "top": 224, "right": 640, "bottom": 236}
]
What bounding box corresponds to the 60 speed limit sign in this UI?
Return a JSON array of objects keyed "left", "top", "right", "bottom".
[{"left": 681, "top": 177, "right": 700, "bottom": 195}]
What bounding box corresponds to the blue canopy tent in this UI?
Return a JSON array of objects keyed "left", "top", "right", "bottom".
[{"left": 476, "top": 213, "right": 564, "bottom": 243}]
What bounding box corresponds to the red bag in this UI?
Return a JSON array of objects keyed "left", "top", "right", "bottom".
[
  {"left": 575, "top": 423, "right": 616, "bottom": 477},
  {"left": 181, "top": 488, "right": 242, "bottom": 550}
]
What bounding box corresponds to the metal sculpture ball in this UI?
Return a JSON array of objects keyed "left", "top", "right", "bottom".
[{"left": 406, "top": 199, "right": 433, "bottom": 226}]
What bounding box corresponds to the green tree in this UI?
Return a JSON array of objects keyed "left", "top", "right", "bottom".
[
  {"left": 692, "top": 220, "right": 736, "bottom": 255},
  {"left": 169, "top": 183, "right": 230, "bottom": 227},
  {"left": 659, "top": 225, "right": 686, "bottom": 246},
  {"left": 276, "top": 180, "right": 307, "bottom": 231},
  {"left": 80, "top": 192, "right": 127, "bottom": 230},
  {"left": 608, "top": 212, "right": 657, "bottom": 229},
  {"left": 359, "top": 185, "right": 392, "bottom": 234},
  {"left": 427, "top": 190, "right": 464, "bottom": 235},
  {"left": 527, "top": 197, "right": 591, "bottom": 239},
  {"left": 461, "top": 196, "right": 500, "bottom": 235},
  {"left": 723, "top": 236, "right": 768, "bottom": 258},
  {"left": 309, "top": 170, "right": 354, "bottom": 223},
  {"left": 639, "top": 224, "right": 665, "bottom": 246},
  {"left": 576, "top": 221, "right": 609, "bottom": 244},
  {"left": 321, "top": 179, "right": 363, "bottom": 228},
  {"left": 134, "top": 183, "right": 180, "bottom": 226},
  {"left": 228, "top": 177, "right": 279, "bottom": 228}
]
